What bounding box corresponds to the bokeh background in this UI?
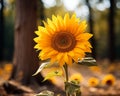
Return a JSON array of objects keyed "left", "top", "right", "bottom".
[{"left": 0, "top": 0, "right": 120, "bottom": 95}]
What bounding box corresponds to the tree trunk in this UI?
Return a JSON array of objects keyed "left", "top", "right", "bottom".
[
  {"left": 86, "top": 0, "right": 96, "bottom": 58},
  {"left": 10, "top": 0, "right": 44, "bottom": 85},
  {"left": 0, "top": 0, "right": 4, "bottom": 61},
  {"left": 108, "top": 0, "right": 116, "bottom": 62}
]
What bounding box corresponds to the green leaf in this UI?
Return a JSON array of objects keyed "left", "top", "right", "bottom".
[
  {"left": 77, "top": 57, "right": 97, "bottom": 66},
  {"left": 43, "top": 69, "right": 62, "bottom": 81},
  {"left": 65, "top": 82, "right": 80, "bottom": 95},
  {"left": 32, "top": 62, "right": 49, "bottom": 76},
  {"left": 76, "top": 89, "right": 81, "bottom": 96},
  {"left": 35, "top": 90, "right": 54, "bottom": 96}
]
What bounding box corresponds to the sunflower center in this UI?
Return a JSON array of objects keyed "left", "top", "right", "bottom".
[
  {"left": 106, "top": 80, "right": 113, "bottom": 86},
  {"left": 51, "top": 32, "right": 76, "bottom": 52},
  {"left": 91, "top": 81, "right": 96, "bottom": 85}
]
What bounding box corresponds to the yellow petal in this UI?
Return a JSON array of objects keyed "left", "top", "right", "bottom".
[
  {"left": 47, "top": 50, "right": 58, "bottom": 57},
  {"left": 67, "top": 56, "right": 73, "bottom": 65},
  {"left": 68, "top": 51, "right": 74, "bottom": 57},
  {"left": 64, "top": 53, "right": 69, "bottom": 64},
  {"left": 50, "top": 55, "right": 57, "bottom": 64},
  {"left": 52, "top": 15, "right": 59, "bottom": 31},
  {"left": 35, "top": 31, "right": 40, "bottom": 36},
  {"left": 57, "top": 53, "right": 63, "bottom": 61},
  {"left": 76, "top": 43, "right": 86, "bottom": 49},
  {"left": 34, "top": 37, "right": 40, "bottom": 43},
  {"left": 69, "top": 57, "right": 73, "bottom": 65},
  {"left": 75, "top": 21, "right": 87, "bottom": 36},
  {"left": 47, "top": 18, "right": 57, "bottom": 31},
  {"left": 57, "top": 15, "right": 65, "bottom": 31},
  {"left": 64, "top": 13, "right": 70, "bottom": 29},
  {"left": 71, "top": 13, "right": 80, "bottom": 23},
  {"left": 57, "top": 53, "right": 65, "bottom": 66},
  {"left": 34, "top": 44, "right": 41, "bottom": 50},
  {"left": 43, "top": 21, "right": 55, "bottom": 35},
  {"left": 76, "top": 33, "right": 93, "bottom": 40}
]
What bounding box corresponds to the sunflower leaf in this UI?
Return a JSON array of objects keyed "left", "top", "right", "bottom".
[
  {"left": 43, "top": 69, "right": 62, "bottom": 81},
  {"left": 32, "top": 62, "right": 49, "bottom": 76},
  {"left": 76, "top": 89, "right": 81, "bottom": 96},
  {"left": 65, "top": 82, "right": 80, "bottom": 95},
  {"left": 35, "top": 90, "right": 54, "bottom": 96},
  {"left": 77, "top": 57, "right": 97, "bottom": 66}
]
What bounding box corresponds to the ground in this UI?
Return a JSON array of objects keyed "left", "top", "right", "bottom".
[{"left": 0, "top": 60, "right": 120, "bottom": 96}]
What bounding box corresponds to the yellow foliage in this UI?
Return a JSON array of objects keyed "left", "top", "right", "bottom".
[
  {"left": 0, "top": 63, "right": 13, "bottom": 80},
  {"left": 0, "top": 68, "right": 3, "bottom": 76},
  {"left": 4, "top": 63, "right": 13, "bottom": 72}
]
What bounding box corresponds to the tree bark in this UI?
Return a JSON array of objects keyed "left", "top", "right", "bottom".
[{"left": 11, "top": 0, "right": 44, "bottom": 85}]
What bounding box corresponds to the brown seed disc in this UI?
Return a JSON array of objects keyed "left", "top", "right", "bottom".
[{"left": 51, "top": 32, "right": 76, "bottom": 52}]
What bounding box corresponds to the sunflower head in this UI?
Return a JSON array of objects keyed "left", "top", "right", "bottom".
[
  {"left": 34, "top": 13, "right": 93, "bottom": 66},
  {"left": 69, "top": 73, "right": 83, "bottom": 84},
  {"left": 88, "top": 77, "right": 99, "bottom": 87},
  {"left": 102, "top": 74, "right": 116, "bottom": 86}
]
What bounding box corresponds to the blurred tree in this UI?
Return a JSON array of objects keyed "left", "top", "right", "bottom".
[
  {"left": 38, "top": 0, "right": 45, "bottom": 25},
  {"left": 3, "top": 0, "right": 15, "bottom": 61},
  {"left": 4, "top": 8, "right": 14, "bottom": 61},
  {"left": 10, "top": 0, "right": 47, "bottom": 85},
  {"left": 108, "top": 0, "right": 116, "bottom": 62},
  {"left": 0, "top": 0, "right": 4, "bottom": 61},
  {"left": 86, "top": 0, "right": 96, "bottom": 58}
]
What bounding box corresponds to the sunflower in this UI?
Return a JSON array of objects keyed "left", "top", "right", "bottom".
[
  {"left": 88, "top": 77, "right": 99, "bottom": 87},
  {"left": 69, "top": 73, "right": 83, "bottom": 84},
  {"left": 101, "top": 74, "right": 116, "bottom": 86},
  {"left": 34, "top": 13, "right": 92, "bottom": 66}
]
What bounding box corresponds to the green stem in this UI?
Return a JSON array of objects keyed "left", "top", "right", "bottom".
[
  {"left": 63, "top": 63, "right": 70, "bottom": 96},
  {"left": 64, "top": 63, "right": 69, "bottom": 81}
]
